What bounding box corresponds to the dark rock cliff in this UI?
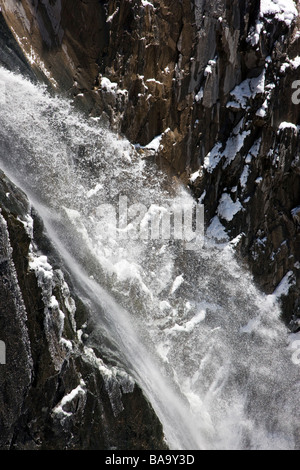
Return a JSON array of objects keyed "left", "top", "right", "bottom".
[{"left": 0, "top": 0, "right": 299, "bottom": 449}]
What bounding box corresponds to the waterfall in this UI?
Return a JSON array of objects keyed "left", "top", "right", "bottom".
[{"left": 0, "top": 66, "right": 299, "bottom": 450}]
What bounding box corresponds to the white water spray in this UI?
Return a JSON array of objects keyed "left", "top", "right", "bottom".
[{"left": 0, "top": 67, "right": 299, "bottom": 450}]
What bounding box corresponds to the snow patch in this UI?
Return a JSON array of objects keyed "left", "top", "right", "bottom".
[
  {"left": 189, "top": 169, "right": 201, "bottom": 183},
  {"left": 29, "top": 254, "right": 54, "bottom": 283},
  {"left": 204, "top": 119, "right": 250, "bottom": 172},
  {"left": 52, "top": 379, "right": 86, "bottom": 417},
  {"left": 141, "top": 0, "right": 155, "bottom": 7},
  {"left": 195, "top": 87, "right": 204, "bottom": 102},
  {"left": 217, "top": 193, "right": 243, "bottom": 222},
  {"left": 100, "top": 76, "right": 127, "bottom": 96},
  {"left": 137, "top": 128, "right": 170, "bottom": 152},
  {"left": 203, "top": 142, "right": 223, "bottom": 172},
  {"left": 144, "top": 134, "right": 163, "bottom": 151},
  {"left": 227, "top": 71, "right": 266, "bottom": 110},
  {"left": 260, "top": 0, "right": 297, "bottom": 26},
  {"left": 240, "top": 165, "right": 250, "bottom": 189},
  {"left": 206, "top": 216, "right": 229, "bottom": 241},
  {"left": 278, "top": 122, "right": 299, "bottom": 133},
  {"left": 204, "top": 59, "right": 216, "bottom": 77}
]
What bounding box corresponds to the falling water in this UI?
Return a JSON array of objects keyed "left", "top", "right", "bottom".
[{"left": 0, "top": 67, "right": 299, "bottom": 450}]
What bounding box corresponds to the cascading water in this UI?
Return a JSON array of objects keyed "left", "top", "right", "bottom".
[{"left": 0, "top": 66, "right": 299, "bottom": 450}]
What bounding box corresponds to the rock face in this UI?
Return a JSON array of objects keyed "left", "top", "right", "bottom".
[{"left": 0, "top": 0, "right": 299, "bottom": 449}]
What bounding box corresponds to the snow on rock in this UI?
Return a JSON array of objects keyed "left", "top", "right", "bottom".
[
  {"left": 195, "top": 87, "right": 204, "bottom": 102},
  {"left": 189, "top": 169, "right": 202, "bottom": 183},
  {"left": 240, "top": 165, "right": 250, "bottom": 189},
  {"left": 217, "top": 193, "right": 243, "bottom": 222},
  {"left": 144, "top": 134, "right": 163, "bottom": 151},
  {"left": 251, "top": 70, "right": 266, "bottom": 95},
  {"left": 29, "top": 254, "right": 54, "bottom": 287},
  {"left": 290, "top": 56, "right": 300, "bottom": 69},
  {"left": 100, "top": 76, "right": 128, "bottom": 96},
  {"left": 280, "top": 56, "right": 300, "bottom": 73},
  {"left": 223, "top": 125, "right": 251, "bottom": 168},
  {"left": 260, "top": 0, "right": 298, "bottom": 26},
  {"left": 246, "top": 138, "right": 262, "bottom": 163},
  {"left": 52, "top": 379, "right": 86, "bottom": 418},
  {"left": 204, "top": 59, "right": 216, "bottom": 77},
  {"left": 270, "top": 271, "right": 296, "bottom": 300},
  {"left": 227, "top": 70, "right": 266, "bottom": 110},
  {"left": 28, "top": 244, "right": 77, "bottom": 366},
  {"left": 141, "top": 0, "right": 155, "bottom": 8},
  {"left": 138, "top": 128, "right": 171, "bottom": 152},
  {"left": 146, "top": 78, "right": 163, "bottom": 86},
  {"left": 198, "top": 190, "right": 206, "bottom": 204},
  {"left": 204, "top": 119, "right": 250, "bottom": 172},
  {"left": 278, "top": 122, "right": 299, "bottom": 133},
  {"left": 206, "top": 216, "right": 229, "bottom": 241},
  {"left": 29, "top": 254, "right": 74, "bottom": 335},
  {"left": 203, "top": 142, "right": 223, "bottom": 172},
  {"left": 17, "top": 213, "right": 34, "bottom": 238}
]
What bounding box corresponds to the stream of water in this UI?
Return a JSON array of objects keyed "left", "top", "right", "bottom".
[{"left": 0, "top": 66, "right": 299, "bottom": 450}]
